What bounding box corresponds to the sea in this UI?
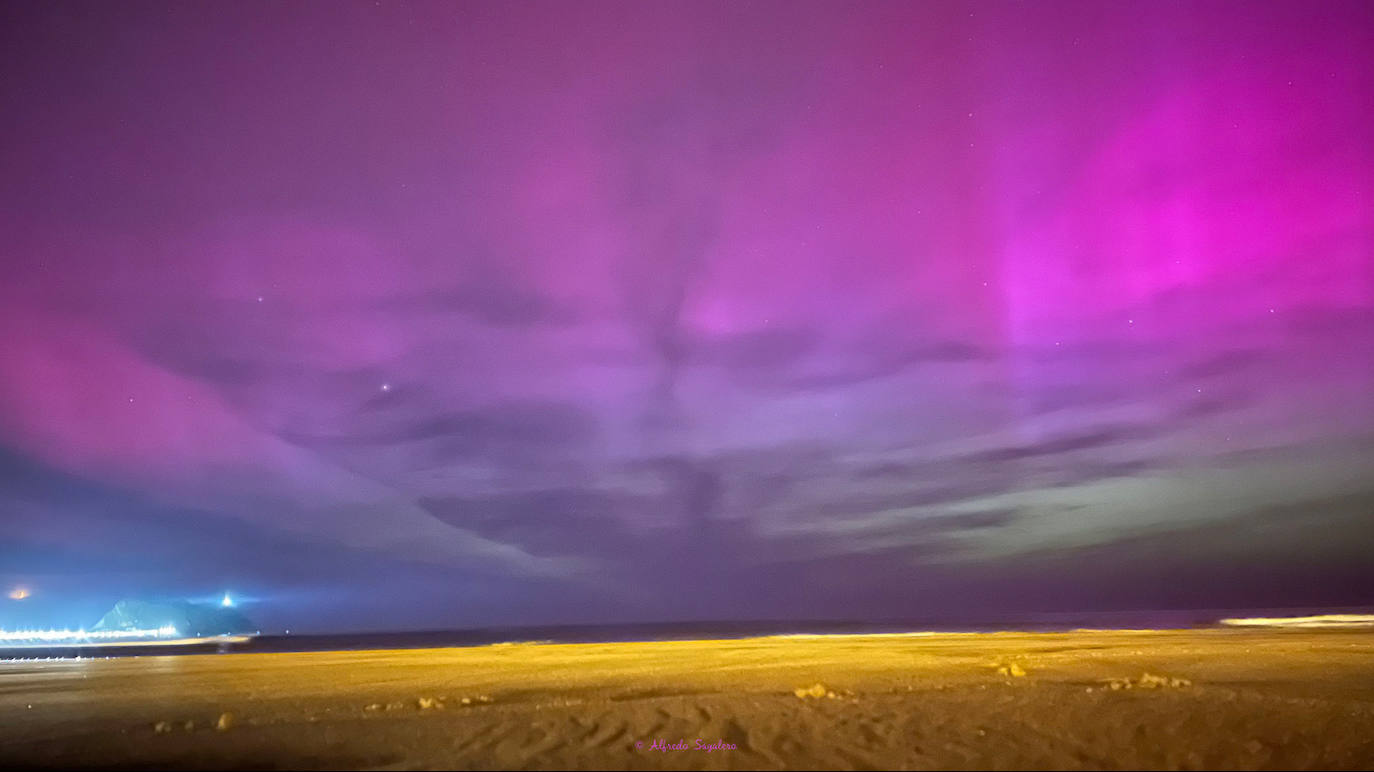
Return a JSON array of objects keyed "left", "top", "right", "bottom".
[{"left": 3, "top": 606, "right": 1372, "bottom": 661}]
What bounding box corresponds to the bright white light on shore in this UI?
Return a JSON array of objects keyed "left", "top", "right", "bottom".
[{"left": 221, "top": 593, "right": 234, "bottom": 608}]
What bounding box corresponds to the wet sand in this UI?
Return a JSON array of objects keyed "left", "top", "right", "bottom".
[{"left": 2, "top": 628, "right": 1372, "bottom": 770}]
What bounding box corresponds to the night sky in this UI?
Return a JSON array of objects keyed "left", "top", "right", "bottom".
[{"left": 3, "top": 1, "right": 1373, "bottom": 633}]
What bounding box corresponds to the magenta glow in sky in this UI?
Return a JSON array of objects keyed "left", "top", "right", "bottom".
[{"left": 2, "top": 1, "right": 1372, "bottom": 631}]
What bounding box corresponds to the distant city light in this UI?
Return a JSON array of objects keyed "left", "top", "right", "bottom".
[
  {"left": 7, "top": 587, "right": 29, "bottom": 601},
  {"left": 0, "top": 625, "right": 179, "bottom": 644},
  {"left": 221, "top": 593, "right": 234, "bottom": 608}
]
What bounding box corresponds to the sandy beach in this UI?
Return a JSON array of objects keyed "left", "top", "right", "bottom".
[{"left": 1, "top": 628, "right": 1372, "bottom": 770}]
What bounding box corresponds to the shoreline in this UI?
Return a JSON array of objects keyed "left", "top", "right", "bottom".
[{"left": 6, "top": 610, "right": 1374, "bottom": 662}]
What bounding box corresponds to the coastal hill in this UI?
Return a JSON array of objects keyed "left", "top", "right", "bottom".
[{"left": 92, "top": 599, "right": 255, "bottom": 638}]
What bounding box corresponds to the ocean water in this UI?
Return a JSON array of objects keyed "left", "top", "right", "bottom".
[{"left": 4, "top": 607, "right": 1372, "bottom": 661}]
